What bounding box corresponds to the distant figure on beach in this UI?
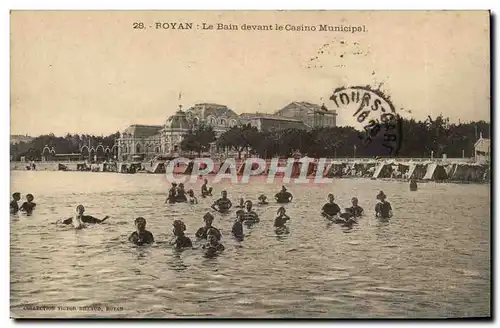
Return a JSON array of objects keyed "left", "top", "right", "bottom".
[
  {"left": 274, "top": 207, "right": 290, "bottom": 234},
  {"left": 202, "top": 228, "right": 225, "bottom": 257},
  {"left": 375, "top": 191, "right": 393, "bottom": 219},
  {"left": 409, "top": 179, "right": 418, "bottom": 191},
  {"left": 175, "top": 183, "right": 188, "bottom": 203},
  {"left": 10, "top": 192, "right": 21, "bottom": 214},
  {"left": 195, "top": 212, "right": 222, "bottom": 241},
  {"left": 187, "top": 189, "right": 198, "bottom": 204},
  {"left": 128, "top": 217, "right": 155, "bottom": 246},
  {"left": 243, "top": 200, "right": 259, "bottom": 224},
  {"left": 232, "top": 210, "right": 245, "bottom": 240},
  {"left": 171, "top": 220, "right": 192, "bottom": 249},
  {"left": 20, "top": 194, "right": 36, "bottom": 215},
  {"left": 211, "top": 190, "right": 232, "bottom": 213},
  {"left": 58, "top": 205, "right": 110, "bottom": 228},
  {"left": 275, "top": 186, "right": 293, "bottom": 204},
  {"left": 321, "top": 194, "right": 341, "bottom": 220},
  {"left": 235, "top": 198, "right": 245, "bottom": 208},
  {"left": 166, "top": 182, "right": 177, "bottom": 204},
  {"left": 201, "top": 179, "right": 213, "bottom": 198},
  {"left": 258, "top": 194, "right": 269, "bottom": 205}
]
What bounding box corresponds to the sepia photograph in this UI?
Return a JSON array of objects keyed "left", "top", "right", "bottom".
[{"left": 9, "top": 10, "right": 491, "bottom": 319}]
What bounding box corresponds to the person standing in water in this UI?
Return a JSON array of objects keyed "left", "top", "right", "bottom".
[
  {"left": 232, "top": 210, "right": 245, "bottom": 240},
  {"left": 211, "top": 190, "right": 232, "bottom": 213},
  {"left": 171, "top": 220, "right": 193, "bottom": 249},
  {"left": 10, "top": 192, "right": 21, "bottom": 214},
  {"left": 243, "top": 200, "right": 259, "bottom": 224},
  {"left": 202, "top": 228, "right": 225, "bottom": 256},
  {"left": 128, "top": 217, "right": 155, "bottom": 245},
  {"left": 175, "top": 183, "right": 188, "bottom": 202},
  {"left": 20, "top": 194, "right": 36, "bottom": 215},
  {"left": 187, "top": 189, "right": 198, "bottom": 204},
  {"left": 409, "top": 179, "right": 418, "bottom": 191},
  {"left": 275, "top": 186, "right": 293, "bottom": 203},
  {"left": 375, "top": 191, "right": 393, "bottom": 219},
  {"left": 346, "top": 197, "right": 364, "bottom": 217},
  {"left": 166, "top": 182, "right": 177, "bottom": 204},
  {"left": 57, "top": 205, "right": 110, "bottom": 227},
  {"left": 274, "top": 206, "right": 290, "bottom": 234},
  {"left": 201, "top": 179, "right": 213, "bottom": 197},
  {"left": 258, "top": 194, "right": 269, "bottom": 205},
  {"left": 235, "top": 198, "right": 245, "bottom": 208},
  {"left": 195, "top": 212, "right": 222, "bottom": 241},
  {"left": 321, "top": 194, "right": 341, "bottom": 220}
]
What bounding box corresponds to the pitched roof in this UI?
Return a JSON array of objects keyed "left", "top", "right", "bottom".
[
  {"left": 276, "top": 101, "right": 336, "bottom": 115},
  {"left": 474, "top": 138, "right": 491, "bottom": 152},
  {"left": 241, "top": 113, "right": 304, "bottom": 122},
  {"left": 187, "top": 103, "right": 239, "bottom": 119},
  {"left": 122, "top": 125, "right": 163, "bottom": 137}
]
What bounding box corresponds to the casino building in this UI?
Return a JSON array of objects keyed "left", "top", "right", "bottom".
[{"left": 116, "top": 101, "right": 337, "bottom": 161}]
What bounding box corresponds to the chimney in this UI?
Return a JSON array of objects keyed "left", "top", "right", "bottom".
[{"left": 480, "top": 132, "right": 483, "bottom": 139}]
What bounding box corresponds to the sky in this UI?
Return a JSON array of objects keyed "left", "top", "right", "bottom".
[{"left": 10, "top": 10, "right": 490, "bottom": 136}]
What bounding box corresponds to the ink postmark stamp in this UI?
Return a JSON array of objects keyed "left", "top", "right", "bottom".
[{"left": 330, "top": 85, "right": 403, "bottom": 156}]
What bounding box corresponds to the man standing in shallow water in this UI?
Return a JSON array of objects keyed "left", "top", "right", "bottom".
[
  {"left": 128, "top": 217, "right": 155, "bottom": 246},
  {"left": 211, "top": 190, "right": 232, "bottom": 213},
  {"left": 10, "top": 192, "right": 21, "bottom": 214}
]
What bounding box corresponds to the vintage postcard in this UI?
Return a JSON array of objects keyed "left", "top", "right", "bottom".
[{"left": 10, "top": 10, "right": 490, "bottom": 318}]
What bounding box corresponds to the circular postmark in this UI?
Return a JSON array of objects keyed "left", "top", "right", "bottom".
[{"left": 329, "top": 85, "right": 403, "bottom": 156}]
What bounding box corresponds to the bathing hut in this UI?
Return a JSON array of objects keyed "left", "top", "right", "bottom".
[
  {"left": 372, "top": 163, "right": 393, "bottom": 179},
  {"left": 423, "top": 163, "right": 448, "bottom": 181},
  {"left": 325, "top": 161, "right": 346, "bottom": 178}
]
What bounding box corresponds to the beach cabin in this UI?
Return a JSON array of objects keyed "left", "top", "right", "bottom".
[
  {"left": 423, "top": 163, "right": 448, "bottom": 181},
  {"left": 474, "top": 133, "right": 490, "bottom": 164}
]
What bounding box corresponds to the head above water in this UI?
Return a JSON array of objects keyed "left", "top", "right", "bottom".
[
  {"left": 351, "top": 197, "right": 358, "bottom": 205},
  {"left": 281, "top": 186, "right": 287, "bottom": 192},
  {"left": 221, "top": 190, "right": 228, "bottom": 198},
  {"left": 187, "top": 189, "right": 194, "bottom": 196},
  {"left": 26, "top": 194, "right": 34, "bottom": 202},
  {"left": 236, "top": 209, "right": 245, "bottom": 220},
  {"left": 204, "top": 179, "right": 208, "bottom": 184},
  {"left": 245, "top": 200, "right": 253, "bottom": 210},
  {"left": 377, "top": 191, "right": 387, "bottom": 200},
  {"left": 135, "top": 217, "right": 147, "bottom": 231},
  {"left": 258, "top": 194, "right": 267, "bottom": 201},
  {"left": 277, "top": 206, "right": 286, "bottom": 215},
  {"left": 239, "top": 198, "right": 244, "bottom": 204},
  {"left": 203, "top": 212, "right": 214, "bottom": 225},
  {"left": 172, "top": 219, "right": 186, "bottom": 233},
  {"left": 76, "top": 204, "right": 85, "bottom": 215},
  {"left": 171, "top": 182, "right": 177, "bottom": 188},
  {"left": 328, "top": 193, "right": 334, "bottom": 202},
  {"left": 207, "top": 228, "right": 219, "bottom": 243},
  {"left": 12, "top": 192, "right": 21, "bottom": 201}
]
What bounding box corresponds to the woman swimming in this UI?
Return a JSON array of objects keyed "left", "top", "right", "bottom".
[{"left": 57, "top": 205, "right": 110, "bottom": 229}]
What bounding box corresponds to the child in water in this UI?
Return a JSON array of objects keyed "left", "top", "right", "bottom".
[
  {"left": 258, "top": 194, "right": 269, "bottom": 205},
  {"left": 202, "top": 228, "right": 225, "bottom": 256},
  {"left": 171, "top": 220, "right": 192, "bottom": 249},
  {"left": 10, "top": 192, "right": 21, "bottom": 214},
  {"left": 232, "top": 210, "right": 245, "bottom": 240},
  {"left": 20, "top": 194, "right": 36, "bottom": 215},
  {"left": 187, "top": 189, "right": 198, "bottom": 204},
  {"left": 274, "top": 206, "right": 290, "bottom": 234}
]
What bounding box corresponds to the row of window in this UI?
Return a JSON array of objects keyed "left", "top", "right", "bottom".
[{"left": 192, "top": 116, "right": 238, "bottom": 127}]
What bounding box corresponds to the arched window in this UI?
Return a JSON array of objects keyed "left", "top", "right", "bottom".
[
  {"left": 136, "top": 144, "right": 141, "bottom": 154},
  {"left": 208, "top": 116, "right": 216, "bottom": 126},
  {"left": 193, "top": 117, "right": 200, "bottom": 125},
  {"left": 219, "top": 118, "right": 227, "bottom": 126},
  {"left": 229, "top": 119, "right": 237, "bottom": 127},
  {"left": 155, "top": 146, "right": 160, "bottom": 153}
]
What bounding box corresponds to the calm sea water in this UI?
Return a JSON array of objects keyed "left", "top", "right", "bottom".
[{"left": 10, "top": 171, "right": 491, "bottom": 318}]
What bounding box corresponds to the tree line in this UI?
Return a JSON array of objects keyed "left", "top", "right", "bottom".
[
  {"left": 181, "top": 115, "right": 490, "bottom": 159},
  {"left": 10, "top": 132, "right": 120, "bottom": 161}
]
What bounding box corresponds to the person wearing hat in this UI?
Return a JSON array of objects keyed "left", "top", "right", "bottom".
[
  {"left": 10, "top": 192, "right": 21, "bottom": 214},
  {"left": 321, "top": 194, "right": 341, "bottom": 220},
  {"left": 243, "top": 200, "right": 259, "bottom": 224},
  {"left": 166, "top": 182, "right": 178, "bottom": 204},
  {"left": 274, "top": 186, "right": 293, "bottom": 204},
  {"left": 202, "top": 227, "right": 225, "bottom": 256},
  {"left": 231, "top": 210, "right": 245, "bottom": 240},
  {"left": 211, "top": 190, "right": 232, "bottom": 213},
  {"left": 258, "top": 194, "right": 269, "bottom": 205},
  {"left": 171, "top": 220, "right": 192, "bottom": 249},
  {"left": 128, "top": 217, "right": 154, "bottom": 245},
  {"left": 20, "top": 194, "right": 36, "bottom": 216},
  {"left": 375, "top": 191, "right": 393, "bottom": 219},
  {"left": 195, "top": 212, "right": 222, "bottom": 241},
  {"left": 175, "top": 183, "right": 188, "bottom": 203},
  {"left": 57, "top": 205, "right": 110, "bottom": 228}
]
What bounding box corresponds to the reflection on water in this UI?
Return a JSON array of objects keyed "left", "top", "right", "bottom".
[{"left": 10, "top": 171, "right": 490, "bottom": 318}]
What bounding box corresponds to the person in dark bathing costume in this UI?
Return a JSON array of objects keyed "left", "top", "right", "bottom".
[
  {"left": 166, "top": 182, "right": 177, "bottom": 204},
  {"left": 195, "top": 212, "right": 222, "bottom": 241},
  {"left": 345, "top": 197, "right": 364, "bottom": 217},
  {"left": 171, "top": 220, "right": 192, "bottom": 249},
  {"left": 274, "top": 206, "right": 290, "bottom": 234},
  {"left": 187, "top": 189, "right": 198, "bottom": 204},
  {"left": 202, "top": 228, "right": 225, "bottom": 256},
  {"left": 175, "top": 183, "right": 187, "bottom": 203},
  {"left": 321, "top": 194, "right": 341, "bottom": 220},
  {"left": 211, "top": 190, "right": 232, "bottom": 213},
  {"left": 58, "top": 205, "right": 110, "bottom": 228},
  {"left": 20, "top": 194, "right": 36, "bottom": 215},
  {"left": 10, "top": 192, "right": 21, "bottom": 214},
  {"left": 201, "top": 179, "right": 213, "bottom": 198},
  {"left": 258, "top": 194, "right": 269, "bottom": 205},
  {"left": 409, "top": 179, "right": 418, "bottom": 191},
  {"left": 235, "top": 198, "right": 245, "bottom": 208},
  {"left": 232, "top": 210, "right": 245, "bottom": 240},
  {"left": 275, "top": 186, "right": 293, "bottom": 203},
  {"left": 375, "top": 191, "right": 393, "bottom": 219},
  {"left": 128, "top": 217, "right": 155, "bottom": 245}
]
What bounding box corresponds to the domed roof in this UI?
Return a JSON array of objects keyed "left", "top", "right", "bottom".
[{"left": 165, "top": 110, "right": 191, "bottom": 130}]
